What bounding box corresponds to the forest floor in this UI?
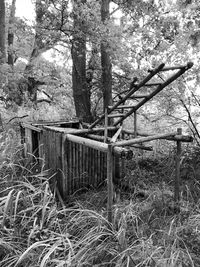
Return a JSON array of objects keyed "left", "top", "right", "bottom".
[{"left": 0, "top": 128, "right": 200, "bottom": 267}]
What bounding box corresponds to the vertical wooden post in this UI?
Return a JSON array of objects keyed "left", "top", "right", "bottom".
[
  {"left": 61, "top": 134, "right": 67, "bottom": 197},
  {"left": 0, "top": 113, "right": 4, "bottom": 131},
  {"left": 134, "top": 111, "right": 137, "bottom": 138},
  {"left": 107, "top": 144, "right": 113, "bottom": 224},
  {"left": 174, "top": 128, "right": 182, "bottom": 205},
  {"left": 104, "top": 108, "right": 108, "bottom": 143},
  {"left": 120, "top": 103, "right": 125, "bottom": 139}
]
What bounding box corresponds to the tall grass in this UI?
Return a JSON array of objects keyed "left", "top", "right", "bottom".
[{"left": 0, "top": 128, "right": 199, "bottom": 266}]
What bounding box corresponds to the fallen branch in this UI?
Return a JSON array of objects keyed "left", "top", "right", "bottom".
[{"left": 8, "top": 115, "right": 29, "bottom": 123}]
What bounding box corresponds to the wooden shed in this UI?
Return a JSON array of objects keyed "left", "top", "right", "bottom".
[{"left": 20, "top": 121, "right": 131, "bottom": 199}]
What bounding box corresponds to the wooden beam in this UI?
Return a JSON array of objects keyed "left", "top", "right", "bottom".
[
  {"left": 108, "top": 114, "right": 124, "bottom": 118},
  {"left": 107, "top": 144, "right": 113, "bottom": 224},
  {"left": 87, "top": 134, "right": 152, "bottom": 150},
  {"left": 43, "top": 126, "right": 117, "bottom": 135},
  {"left": 129, "top": 94, "right": 148, "bottom": 99},
  {"left": 64, "top": 134, "right": 133, "bottom": 159},
  {"left": 89, "top": 63, "right": 165, "bottom": 128},
  {"left": 142, "top": 83, "right": 161, "bottom": 87},
  {"left": 157, "top": 62, "right": 193, "bottom": 72},
  {"left": 87, "top": 134, "right": 108, "bottom": 141},
  {"left": 122, "top": 129, "right": 193, "bottom": 143},
  {"left": 21, "top": 122, "right": 41, "bottom": 132},
  {"left": 174, "top": 128, "right": 182, "bottom": 207},
  {"left": 170, "top": 135, "right": 193, "bottom": 142},
  {"left": 113, "top": 132, "right": 176, "bottom": 147},
  {"left": 114, "top": 62, "right": 194, "bottom": 126},
  {"left": 129, "top": 145, "right": 153, "bottom": 151},
  {"left": 33, "top": 120, "right": 80, "bottom": 126},
  {"left": 108, "top": 104, "right": 136, "bottom": 109},
  {"left": 104, "top": 108, "right": 108, "bottom": 143},
  {"left": 110, "top": 126, "right": 122, "bottom": 143}
]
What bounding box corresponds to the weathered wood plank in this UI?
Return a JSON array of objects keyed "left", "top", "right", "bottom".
[
  {"left": 122, "top": 129, "right": 193, "bottom": 142},
  {"left": 113, "top": 132, "right": 177, "bottom": 147},
  {"left": 25, "top": 128, "right": 33, "bottom": 156},
  {"left": 21, "top": 122, "right": 41, "bottom": 132},
  {"left": 64, "top": 134, "right": 133, "bottom": 159},
  {"left": 43, "top": 126, "right": 117, "bottom": 134}
]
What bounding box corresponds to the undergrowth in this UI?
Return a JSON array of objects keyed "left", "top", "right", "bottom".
[{"left": 0, "top": 128, "right": 200, "bottom": 266}]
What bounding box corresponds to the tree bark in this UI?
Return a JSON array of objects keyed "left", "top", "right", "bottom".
[
  {"left": 71, "top": 0, "right": 93, "bottom": 123},
  {"left": 24, "top": 0, "right": 44, "bottom": 76},
  {"left": 101, "top": 0, "right": 112, "bottom": 113},
  {"left": 8, "top": 0, "right": 16, "bottom": 66},
  {"left": 0, "top": 0, "right": 6, "bottom": 64}
]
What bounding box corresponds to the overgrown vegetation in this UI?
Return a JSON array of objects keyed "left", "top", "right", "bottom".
[
  {"left": 0, "top": 0, "right": 200, "bottom": 266},
  {"left": 0, "top": 127, "right": 200, "bottom": 267}
]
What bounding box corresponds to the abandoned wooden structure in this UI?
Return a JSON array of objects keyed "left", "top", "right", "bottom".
[
  {"left": 21, "top": 121, "right": 131, "bottom": 198},
  {"left": 21, "top": 62, "right": 194, "bottom": 222}
]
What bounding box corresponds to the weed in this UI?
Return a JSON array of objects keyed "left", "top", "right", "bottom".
[{"left": 0, "top": 128, "right": 199, "bottom": 266}]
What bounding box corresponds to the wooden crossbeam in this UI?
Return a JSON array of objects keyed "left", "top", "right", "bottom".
[
  {"left": 43, "top": 125, "right": 117, "bottom": 134},
  {"left": 113, "top": 132, "right": 177, "bottom": 147},
  {"left": 129, "top": 94, "right": 148, "bottom": 99},
  {"left": 110, "top": 126, "right": 123, "bottom": 143},
  {"left": 108, "top": 104, "right": 136, "bottom": 109},
  {"left": 21, "top": 122, "right": 41, "bottom": 132},
  {"left": 87, "top": 134, "right": 152, "bottom": 150},
  {"left": 148, "top": 62, "right": 193, "bottom": 72},
  {"left": 142, "top": 83, "right": 162, "bottom": 86},
  {"left": 64, "top": 134, "right": 133, "bottom": 159},
  {"left": 108, "top": 114, "right": 125, "bottom": 118},
  {"left": 122, "top": 129, "right": 193, "bottom": 142}
]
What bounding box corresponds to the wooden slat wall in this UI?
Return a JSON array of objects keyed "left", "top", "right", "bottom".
[
  {"left": 38, "top": 129, "right": 63, "bottom": 192},
  {"left": 23, "top": 126, "right": 124, "bottom": 199},
  {"left": 61, "top": 138, "right": 116, "bottom": 198},
  {"left": 25, "top": 128, "right": 32, "bottom": 157}
]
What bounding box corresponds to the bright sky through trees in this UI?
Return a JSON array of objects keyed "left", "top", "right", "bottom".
[
  {"left": 15, "top": 0, "right": 121, "bottom": 24},
  {"left": 15, "top": 0, "right": 35, "bottom": 23}
]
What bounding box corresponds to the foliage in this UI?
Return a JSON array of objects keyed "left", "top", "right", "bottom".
[
  {"left": 0, "top": 0, "right": 200, "bottom": 138},
  {"left": 1, "top": 2, "right": 200, "bottom": 266},
  {"left": 0, "top": 130, "right": 200, "bottom": 266}
]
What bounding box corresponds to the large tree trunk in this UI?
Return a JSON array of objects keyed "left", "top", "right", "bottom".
[
  {"left": 0, "top": 0, "right": 6, "bottom": 64},
  {"left": 8, "top": 0, "right": 16, "bottom": 66},
  {"left": 101, "top": 0, "right": 112, "bottom": 113},
  {"left": 71, "top": 0, "right": 93, "bottom": 123}
]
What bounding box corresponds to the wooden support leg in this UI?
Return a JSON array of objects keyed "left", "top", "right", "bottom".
[
  {"left": 104, "top": 108, "right": 108, "bottom": 143},
  {"left": 174, "top": 128, "right": 182, "bottom": 207},
  {"left": 107, "top": 144, "right": 113, "bottom": 224}
]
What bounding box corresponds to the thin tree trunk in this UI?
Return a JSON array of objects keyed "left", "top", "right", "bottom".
[
  {"left": 24, "top": 0, "right": 45, "bottom": 76},
  {"left": 0, "top": 0, "right": 6, "bottom": 64},
  {"left": 101, "top": 0, "right": 112, "bottom": 113},
  {"left": 8, "top": 0, "right": 16, "bottom": 66}
]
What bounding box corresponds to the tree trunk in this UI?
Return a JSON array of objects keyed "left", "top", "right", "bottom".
[
  {"left": 101, "top": 0, "right": 112, "bottom": 113},
  {"left": 0, "top": 0, "right": 6, "bottom": 64},
  {"left": 71, "top": 0, "right": 93, "bottom": 123},
  {"left": 8, "top": 0, "right": 16, "bottom": 66},
  {"left": 24, "top": 0, "right": 45, "bottom": 76}
]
